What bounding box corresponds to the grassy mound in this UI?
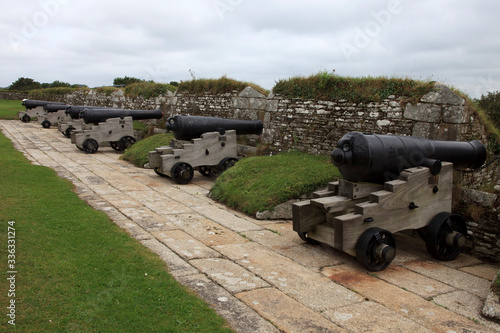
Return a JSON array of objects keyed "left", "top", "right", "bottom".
[
  {"left": 124, "top": 81, "right": 177, "bottom": 98},
  {"left": 273, "top": 72, "right": 435, "bottom": 104},
  {"left": 210, "top": 150, "right": 340, "bottom": 215},
  {"left": 121, "top": 133, "right": 174, "bottom": 167},
  {"left": 177, "top": 76, "right": 269, "bottom": 96}
]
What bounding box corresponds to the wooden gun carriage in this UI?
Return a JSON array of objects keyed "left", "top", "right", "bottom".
[
  {"left": 293, "top": 132, "right": 487, "bottom": 271},
  {"left": 71, "top": 108, "right": 162, "bottom": 153},
  {"left": 149, "top": 115, "right": 263, "bottom": 184},
  {"left": 17, "top": 99, "right": 66, "bottom": 124}
]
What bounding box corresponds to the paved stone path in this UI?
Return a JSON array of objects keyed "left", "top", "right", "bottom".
[{"left": 2, "top": 119, "right": 499, "bottom": 332}]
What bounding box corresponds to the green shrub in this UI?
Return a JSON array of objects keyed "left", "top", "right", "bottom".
[
  {"left": 475, "top": 91, "right": 500, "bottom": 130},
  {"left": 121, "top": 133, "right": 174, "bottom": 167},
  {"left": 453, "top": 89, "right": 500, "bottom": 154},
  {"left": 177, "top": 76, "right": 269, "bottom": 96},
  {"left": 210, "top": 150, "right": 340, "bottom": 215},
  {"left": 273, "top": 72, "right": 435, "bottom": 104}
]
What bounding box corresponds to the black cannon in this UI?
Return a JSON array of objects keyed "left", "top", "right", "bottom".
[
  {"left": 22, "top": 99, "right": 65, "bottom": 110},
  {"left": 65, "top": 105, "right": 112, "bottom": 119},
  {"left": 331, "top": 132, "right": 487, "bottom": 182},
  {"left": 59, "top": 106, "right": 108, "bottom": 137},
  {"left": 18, "top": 99, "right": 66, "bottom": 123},
  {"left": 45, "top": 103, "right": 69, "bottom": 112},
  {"left": 149, "top": 115, "right": 264, "bottom": 184},
  {"left": 166, "top": 115, "right": 264, "bottom": 140},
  {"left": 81, "top": 108, "right": 163, "bottom": 124},
  {"left": 293, "top": 132, "right": 488, "bottom": 271}
]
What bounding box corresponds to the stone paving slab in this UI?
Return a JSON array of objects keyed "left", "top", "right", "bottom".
[
  {"left": 237, "top": 288, "right": 345, "bottom": 332},
  {"left": 404, "top": 260, "right": 492, "bottom": 298},
  {"left": 243, "top": 228, "right": 342, "bottom": 270},
  {"left": 216, "top": 243, "right": 364, "bottom": 311},
  {"left": 323, "top": 264, "right": 497, "bottom": 332},
  {"left": 323, "top": 300, "right": 433, "bottom": 332},
  {"left": 153, "top": 229, "right": 222, "bottom": 260},
  {"left": 375, "top": 265, "right": 456, "bottom": 299},
  {"left": 177, "top": 274, "right": 280, "bottom": 333},
  {"left": 190, "top": 258, "right": 270, "bottom": 293},
  {"left": 2, "top": 120, "right": 499, "bottom": 333},
  {"left": 161, "top": 214, "right": 248, "bottom": 247},
  {"left": 433, "top": 290, "right": 498, "bottom": 330}
]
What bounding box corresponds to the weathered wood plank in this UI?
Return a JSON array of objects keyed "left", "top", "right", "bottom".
[
  {"left": 292, "top": 201, "right": 325, "bottom": 233},
  {"left": 333, "top": 164, "right": 453, "bottom": 253},
  {"left": 339, "top": 180, "right": 384, "bottom": 199}
]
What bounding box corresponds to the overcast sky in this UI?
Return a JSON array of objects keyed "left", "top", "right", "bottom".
[{"left": 1, "top": 0, "right": 499, "bottom": 98}]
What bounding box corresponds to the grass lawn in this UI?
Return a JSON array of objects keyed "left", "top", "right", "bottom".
[
  {"left": 0, "top": 122, "right": 233, "bottom": 331},
  {"left": 0, "top": 99, "right": 23, "bottom": 120}
]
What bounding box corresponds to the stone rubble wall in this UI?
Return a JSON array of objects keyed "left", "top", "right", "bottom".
[
  {"left": 4, "top": 84, "right": 498, "bottom": 261},
  {"left": 0, "top": 91, "right": 29, "bottom": 100}
]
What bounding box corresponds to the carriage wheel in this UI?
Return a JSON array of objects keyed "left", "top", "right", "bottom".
[
  {"left": 198, "top": 165, "right": 219, "bottom": 177},
  {"left": 297, "top": 231, "right": 319, "bottom": 245},
  {"left": 64, "top": 127, "right": 75, "bottom": 138},
  {"left": 118, "top": 136, "right": 136, "bottom": 151},
  {"left": 424, "top": 212, "right": 467, "bottom": 261},
  {"left": 82, "top": 138, "right": 99, "bottom": 154},
  {"left": 218, "top": 157, "right": 238, "bottom": 173},
  {"left": 356, "top": 227, "right": 396, "bottom": 271},
  {"left": 110, "top": 141, "right": 121, "bottom": 151},
  {"left": 171, "top": 162, "right": 194, "bottom": 184}
]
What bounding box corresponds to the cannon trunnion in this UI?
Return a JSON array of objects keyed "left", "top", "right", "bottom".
[
  {"left": 293, "top": 132, "right": 487, "bottom": 271},
  {"left": 149, "top": 115, "right": 263, "bottom": 184}
]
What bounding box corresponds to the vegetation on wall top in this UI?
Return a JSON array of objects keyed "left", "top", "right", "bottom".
[
  {"left": 124, "top": 81, "right": 177, "bottom": 99},
  {"left": 29, "top": 86, "right": 88, "bottom": 100},
  {"left": 176, "top": 76, "right": 268, "bottom": 96},
  {"left": 273, "top": 72, "right": 436, "bottom": 104}
]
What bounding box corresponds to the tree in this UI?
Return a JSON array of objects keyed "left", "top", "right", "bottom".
[
  {"left": 49, "top": 80, "right": 71, "bottom": 88},
  {"left": 8, "top": 77, "right": 42, "bottom": 91},
  {"left": 475, "top": 91, "right": 500, "bottom": 129},
  {"left": 113, "top": 76, "right": 143, "bottom": 86}
]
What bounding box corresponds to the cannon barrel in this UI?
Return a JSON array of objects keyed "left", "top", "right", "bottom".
[
  {"left": 45, "top": 103, "right": 69, "bottom": 112},
  {"left": 22, "top": 99, "right": 65, "bottom": 109},
  {"left": 65, "top": 105, "right": 111, "bottom": 119},
  {"left": 81, "top": 108, "right": 163, "bottom": 124},
  {"left": 331, "top": 132, "right": 487, "bottom": 182},
  {"left": 166, "top": 115, "right": 264, "bottom": 140}
]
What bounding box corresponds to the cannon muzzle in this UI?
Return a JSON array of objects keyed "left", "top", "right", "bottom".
[
  {"left": 166, "top": 115, "right": 263, "bottom": 140},
  {"left": 80, "top": 108, "right": 163, "bottom": 124},
  {"left": 331, "top": 132, "right": 487, "bottom": 182},
  {"left": 22, "top": 99, "right": 65, "bottom": 109}
]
